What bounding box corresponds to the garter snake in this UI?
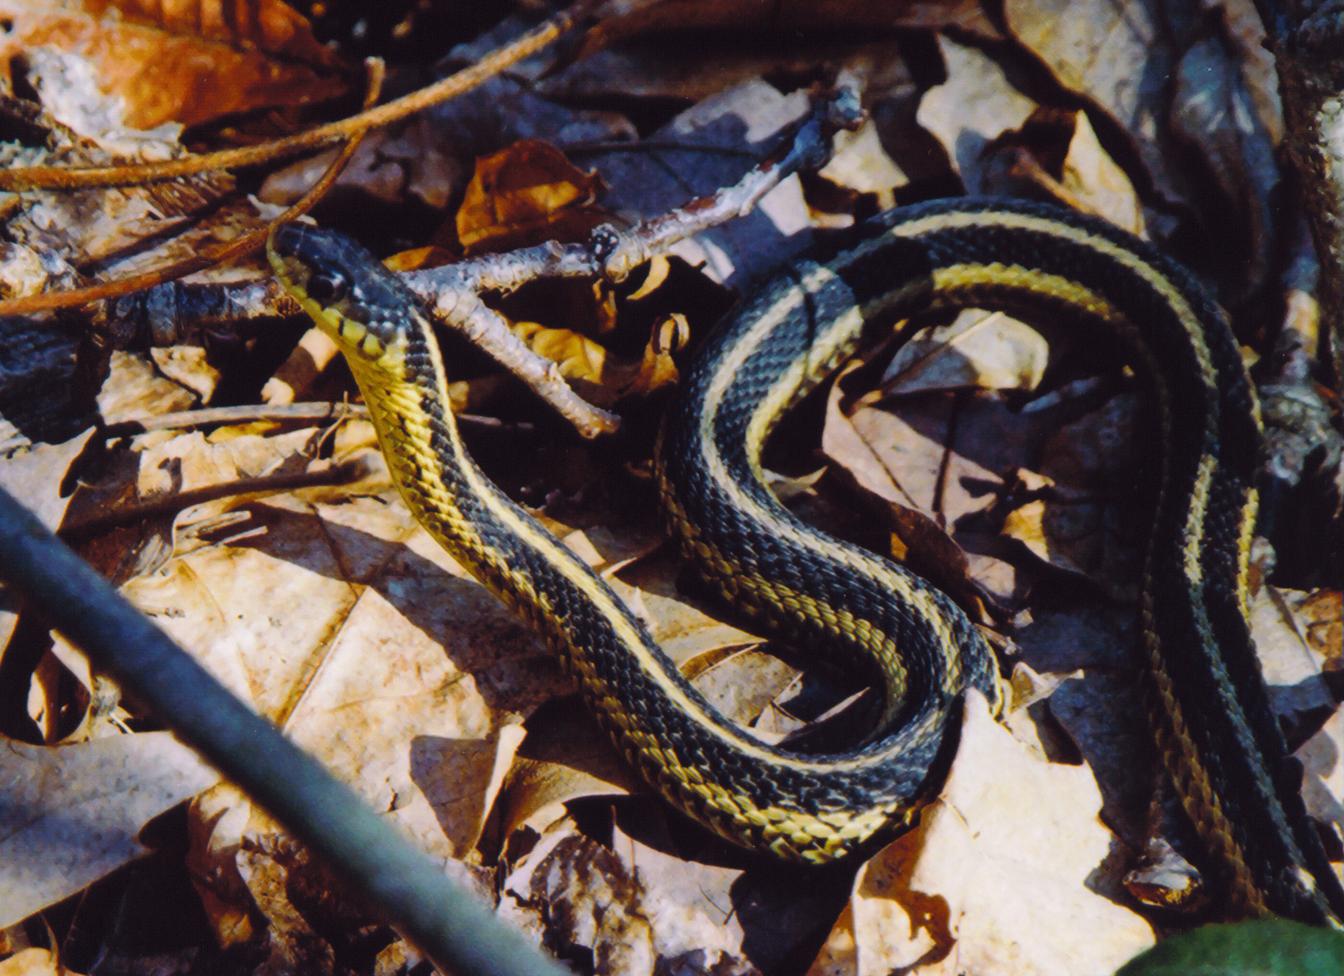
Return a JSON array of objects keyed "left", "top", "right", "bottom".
[{"left": 268, "top": 198, "right": 1344, "bottom": 925}]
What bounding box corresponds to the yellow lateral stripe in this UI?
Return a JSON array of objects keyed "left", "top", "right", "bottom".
[
  {"left": 886, "top": 209, "right": 1220, "bottom": 391},
  {"left": 697, "top": 261, "right": 964, "bottom": 673}
]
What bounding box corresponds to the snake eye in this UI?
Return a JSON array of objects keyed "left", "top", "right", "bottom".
[{"left": 307, "top": 272, "right": 348, "bottom": 305}]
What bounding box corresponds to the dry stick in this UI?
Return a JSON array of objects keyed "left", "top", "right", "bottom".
[
  {"left": 98, "top": 401, "right": 528, "bottom": 438},
  {"left": 402, "top": 86, "right": 865, "bottom": 438},
  {"left": 58, "top": 460, "right": 369, "bottom": 538},
  {"left": 73, "top": 86, "right": 859, "bottom": 438},
  {"left": 0, "top": 4, "right": 590, "bottom": 193},
  {"left": 0, "top": 58, "right": 387, "bottom": 320},
  {"left": 0, "top": 487, "right": 570, "bottom": 976}
]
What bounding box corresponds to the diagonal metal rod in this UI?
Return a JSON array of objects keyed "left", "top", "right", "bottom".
[{"left": 0, "top": 485, "right": 567, "bottom": 976}]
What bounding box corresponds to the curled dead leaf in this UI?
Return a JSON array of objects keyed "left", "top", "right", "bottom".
[
  {"left": 812, "top": 693, "right": 1153, "bottom": 976},
  {"left": 0, "top": 0, "right": 348, "bottom": 129},
  {"left": 511, "top": 312, "right": 686, "bottom": 407},
  {"left": 456, "top": 139, "right": 609, "bottom": 254}
]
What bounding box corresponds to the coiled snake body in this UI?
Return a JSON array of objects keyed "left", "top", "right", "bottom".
[{"left": 269, "top": 198, "right": 1344, "bottom": 924}]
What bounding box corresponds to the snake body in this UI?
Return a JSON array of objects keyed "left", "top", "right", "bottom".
[{"left": 268, "top": 198, "right": 1344, "bottom": 924}]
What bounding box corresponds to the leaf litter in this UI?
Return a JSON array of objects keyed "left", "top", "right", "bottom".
[{"left": 0, "top": 2, "right": 1341, "bottom": 974}]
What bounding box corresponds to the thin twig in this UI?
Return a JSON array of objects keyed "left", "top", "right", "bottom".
[
  {"left": 98, "top": 401, "right": 530, "bottom": 439},
  {"left": 59, "top": 460, "right": 369, "bottom": 539},
  {"left": 0, "top": 5, "right": 590, "bottom": 193},
  {"left": 0, "top": 485, "right": 570, "bottom": 976},
  {"left": 93, "top": 86, "right": 862, "bottom": 438},
  {"left": 401, "top": 85, "right": 865, "bottom": 438},
  {"left": 0, "top": 58, "right": 386, "bottom": 319}
]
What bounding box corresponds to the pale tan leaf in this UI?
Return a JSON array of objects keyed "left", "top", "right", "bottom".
[
  {"left": 0, "top": 948, "right": 77, "bottom": 976},
  {"left": 1003, "top": 0, "right": 1186, "bottom": 211},
  {"left": 820, "top": 120, "right": 909, "bottom": 211},
  {"left": 0, "top": 430, "right": 95, "bottom": 653},
  {"left": 883, "top": 310, "right": 1049, "bottom": 396},
  {"left": 1058, "top": 111, "right": 1145, "bottom": 235},
  {"left": 0, "top": 428, "right": 93, "bottom": 532},
  {"left": 816, "top": 694, "right": 1153, "bottom": 976},
  {"left": 96, "top": 351, "right": 198, "bottom": 425},
  {"left": 0, "top": 732, "right": 219, "bottom": 927},
  {"left": 916, "top": 37, "right": 1036, "bottom": 193}
]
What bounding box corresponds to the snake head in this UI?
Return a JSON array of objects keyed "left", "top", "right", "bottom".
[{"left": 267, "top": 223, "right": 419, "bottom": 370}]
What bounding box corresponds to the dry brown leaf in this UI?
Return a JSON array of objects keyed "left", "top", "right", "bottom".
[
  {"left": 511, "top": 313, "right": 686, "bottom": 407},
  {"left": 611, "top": 548, "right": 760, "bottom": 669},
  {"left": 1003, "top": 0, "right": 1186, "bottom": 211},
  {"left": 495, "top": 704, "right": 637, "bottom": 844},
  {"left": 1298, "top": 709, "right": 1344, "bottom": 859},
  {"left": 1013, "top": 600, "right": 1134, "bottom": 674},
  {"left": 823, "top": 368, "right": 1049, "bottom": 611},
  {"left": 823, "top": 364, "right": 947, "bottom": 518},
  {"left": 0, "top": 732, "right": 219, "bottom": 928},
  {"left": 0, "top": 0, "right": 347, "bottom": 129},
  {"left": 456, "top": 140, "right": 609, "bottom": 254},
  {"left": 0, "top": 948, "right": 78, "bottom": 976},
  {"left": 577, "top": 0, "right": 1002, "bottom": 60},
  {"left": 1294, "top": 589, "right": 1342, "bottom": 665},
  {"left": 916, "top": 36, "right": 1037, "bottom": 194},
  {"left": 67, "top": 413, "right": 774, "bottom": 958},
  {"left": 610, "top": 813, "right": 850, "bottom": 973},
  {"left": 1250, "top": 586, "right": 1339, "bottom": 739},
  {"left": 261, "top": 115, "right": 467, "bottom": 212},
  {"left": 1046, "top": 671, "right": 1154, "bottom": 849},
  {"left": 812, "top": 693, "right": 1153, "bottom": 976},
  {"left": 1169, "top": 25, "right": 1280, "bottom": 299},
  {"left": 1003, "top": 394, "right": 1142, "bottom": 600},
  {"left": 1057, "top": 111, "right": 1145, "bottom": 235},
  {"left": 883, "top": 310, "right": 1049, "bottom": 396}
]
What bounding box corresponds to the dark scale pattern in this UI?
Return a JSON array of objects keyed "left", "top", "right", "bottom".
[
  {"left": 865, "top": 202, "right": 1342, "bottom": 921},
  {"left": 273, "top": 204, "right": 1344, "bottom": 909},
  {"left": 658, "top": 198, "right": 1343, "bottom": 918},
  {"left": 394, "top": 301, "right": 953, "bottom": 845}
]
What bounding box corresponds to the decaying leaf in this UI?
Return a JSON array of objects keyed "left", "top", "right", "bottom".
[
  {"left": 512, "top": 312, "right": 687, "bottom": 407},
  {"left": 0, "top": 0, "right": 347, "bottom": 129},
  {"left": 0, "top": 732, "right": 219, "bottom": 928},
  {"left": 457, "top": 140, "right": 609, "bottom": 254},
  {"left": 917, "top": 36, "right": 1037, "bottom": 194},
  {"left": 812, "top": 694, "right": 1154, "bottom": 976}
]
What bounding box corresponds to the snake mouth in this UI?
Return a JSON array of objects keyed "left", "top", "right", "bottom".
[{"left": 267, "top": 223, "right": 421, "bottom": 363}]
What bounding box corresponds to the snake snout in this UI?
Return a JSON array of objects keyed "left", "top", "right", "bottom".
[{"left": 268, "top": 223, "right": 421, "bottom": 364}]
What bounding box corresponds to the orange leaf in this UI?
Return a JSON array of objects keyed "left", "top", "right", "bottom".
[
  {"left": 0, "top": 0, "right": 348, "bottom": 129},
  {"left": 456, "top": 140, "right": 608, "bottom": 254}
]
